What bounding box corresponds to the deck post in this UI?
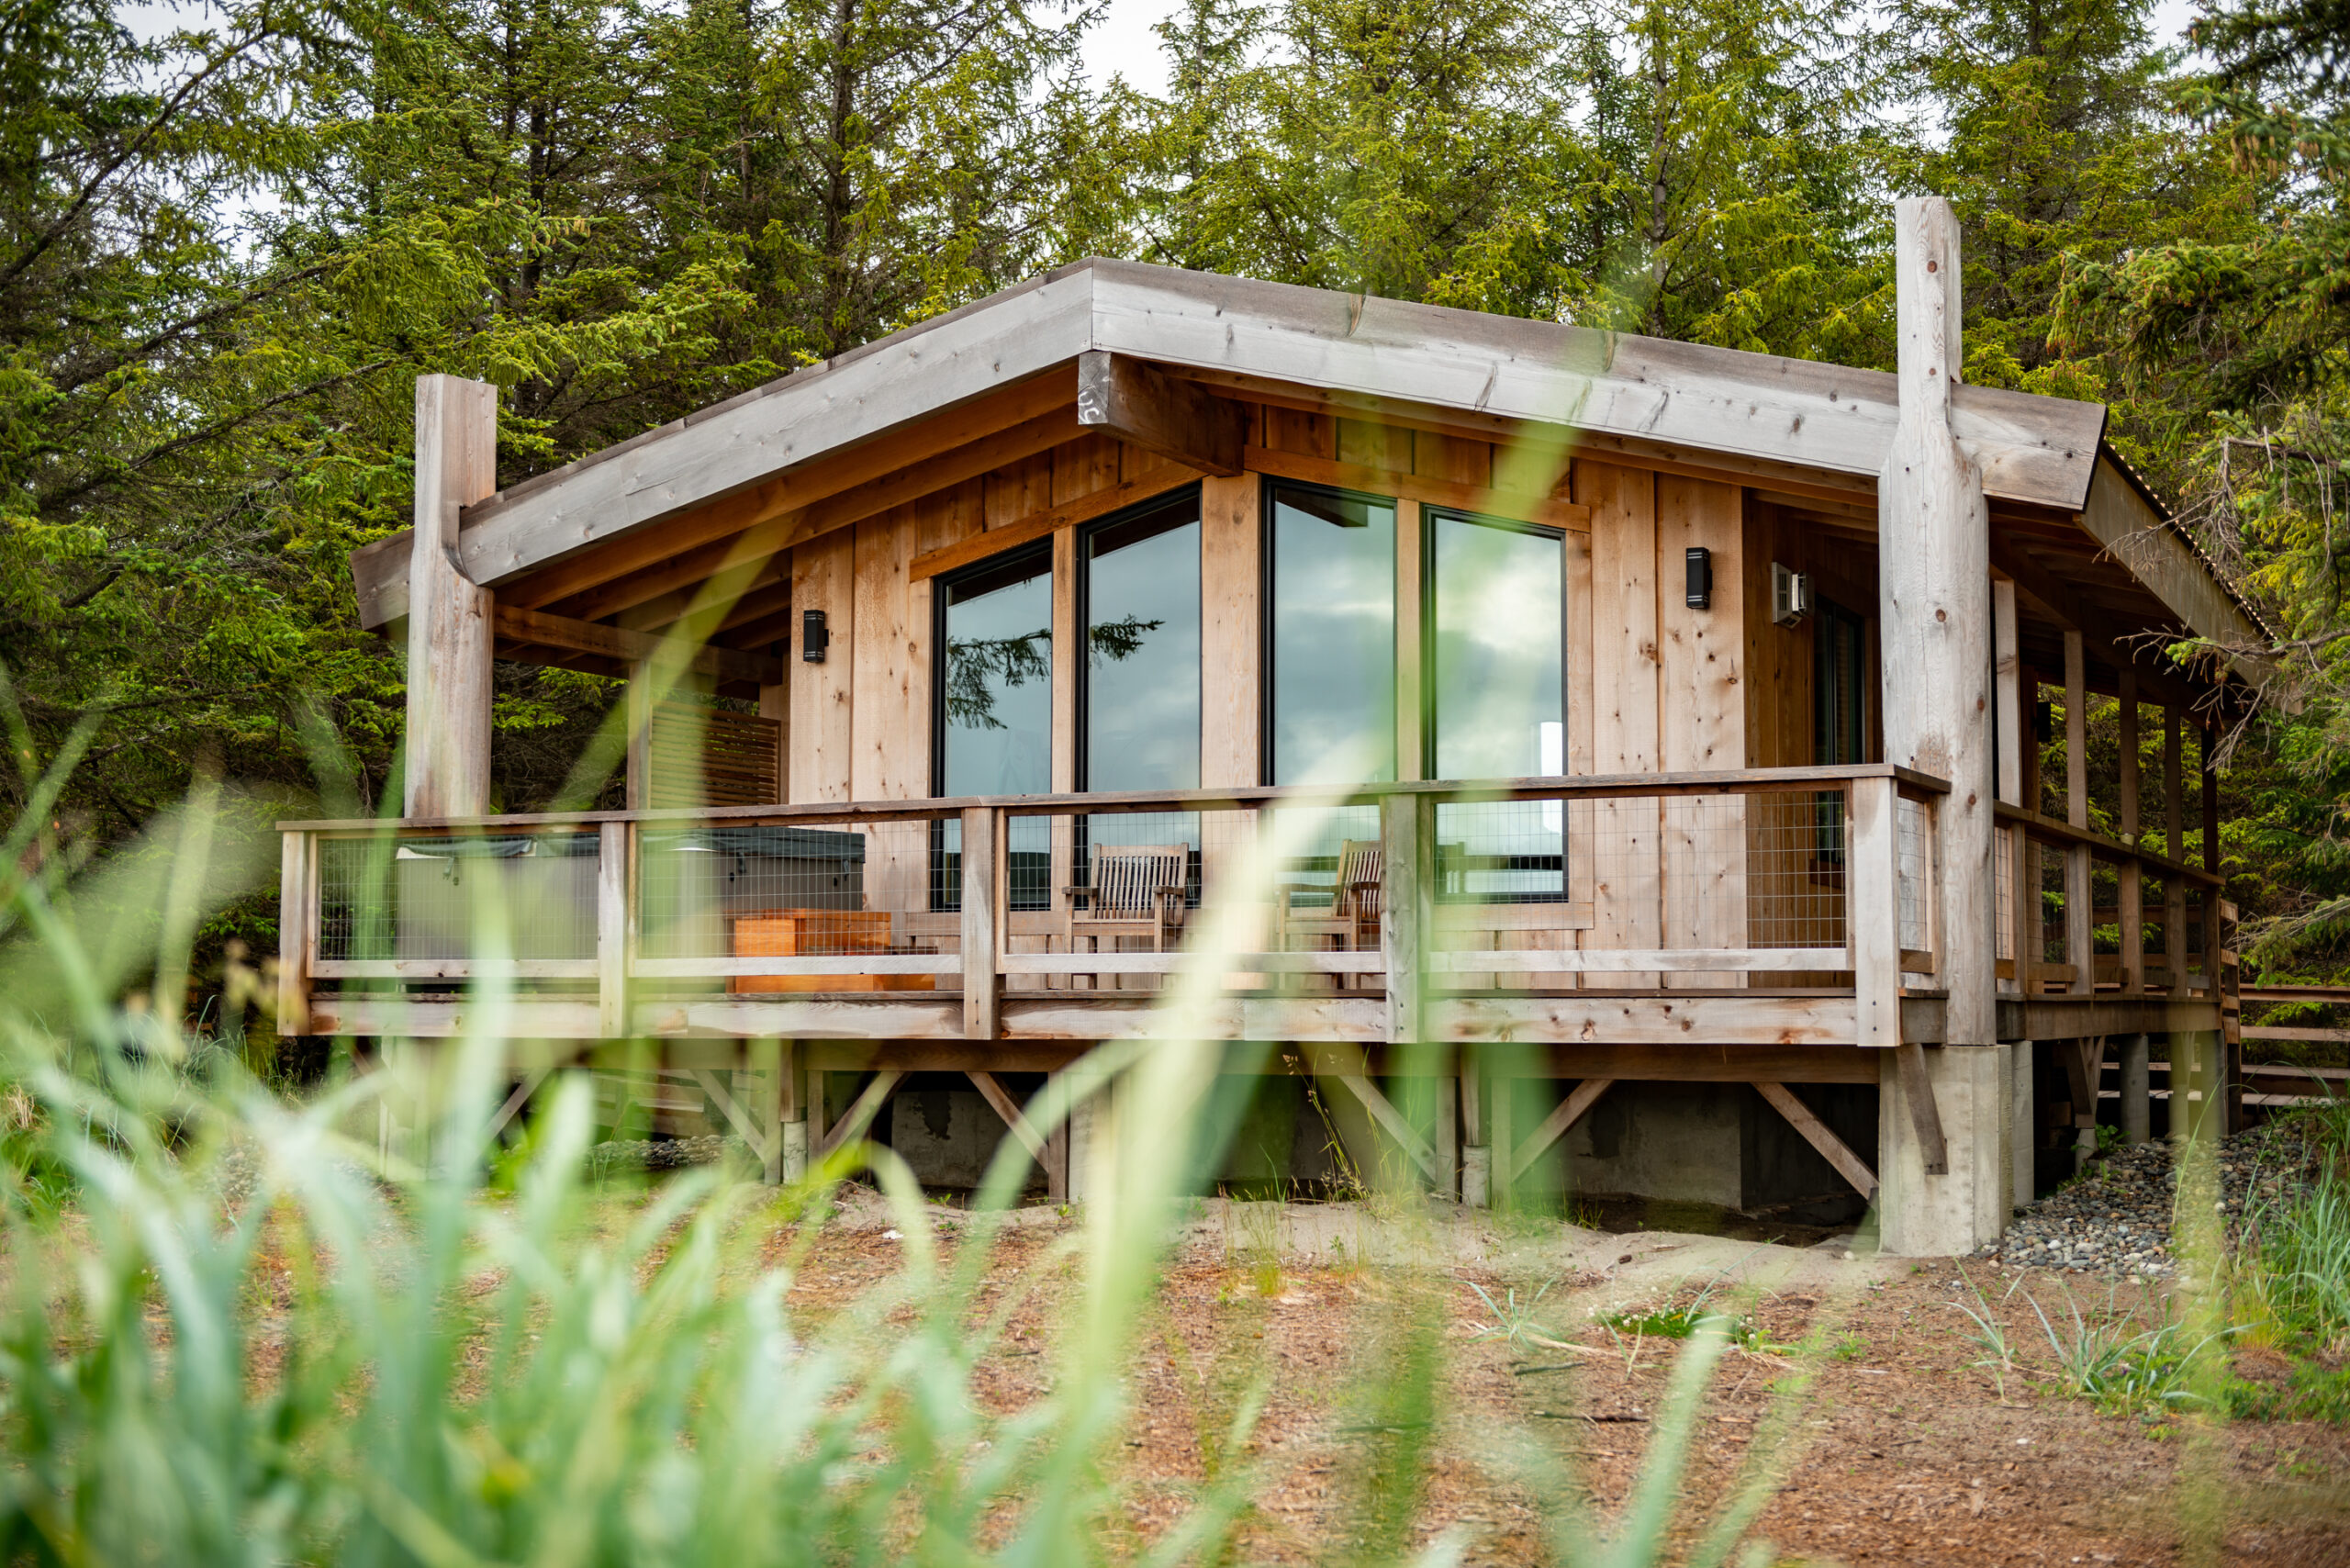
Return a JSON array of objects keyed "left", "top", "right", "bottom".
[
  {"left": 403, "top": 375, "right": 498, "bottom": 818},
  {"left": 2120, "top": 1032, "right": 2151, "bottom": 1143},
  {"left": 1381, "top": 791, "right": 1433, "bottom": 1045},
  {"left": 597, "top": 822, "right": 628, "bottom": 1038},
  {"left": 2063, "top": 633, "right": 2093, "bottom": 999},
  {"left": 1874, "top": 196, "right": 2005, "bottom": 1255},
  {"left": 961, "top": 806, "right": 1002, "bottom": 1041},
  {"left": 2117, "top": 669, "right": 2143, "bottom": 993},
  {"left": 275, "top": 830, "right": 314, "bottom": 1036},
  {"left": 1459, "top": 1052, "right": 1489, "bottom": 1209}
]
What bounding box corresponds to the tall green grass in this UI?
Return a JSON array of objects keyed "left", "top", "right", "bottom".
[{"left": 0, "top": 731, "right": 1843, "bottom": 1567}]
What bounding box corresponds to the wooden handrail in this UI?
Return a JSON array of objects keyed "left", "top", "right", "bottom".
[
  {"left": 277, "top": 763, "right": 1950, "bottom": 834},
  {"left": 1993, "top": 801, "right": 2223, "bottom": 887}
]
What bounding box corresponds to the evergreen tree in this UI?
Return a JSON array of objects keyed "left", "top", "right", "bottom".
[
  {"left": 1887, "top": 0, "right": 2256, "bottom": 399},
  {"left": 1134, "top": 0, "right": 1583, "bottom": 316},
  {"left": 1556, "top": 0, "right": 1892, "bottom": 362}
]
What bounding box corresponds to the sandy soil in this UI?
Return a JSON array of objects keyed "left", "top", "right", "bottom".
[{"left": 769, "top": 1194, "right": 2350, "bottom": 1566}]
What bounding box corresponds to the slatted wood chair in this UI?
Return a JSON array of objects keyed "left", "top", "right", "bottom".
[
  {"left": 1277, "top": 839, "right": 1384, "bottom": 989},
  {"left": 1064, "top": 843, "right": 1190, "bottom": 988}
]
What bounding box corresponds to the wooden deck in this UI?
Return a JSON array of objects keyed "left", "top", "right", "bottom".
[{"left": 278, "top": 762, "right": 2228, "bottom": 1058}]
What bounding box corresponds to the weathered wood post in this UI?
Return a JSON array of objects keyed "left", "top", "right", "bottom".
[
  {"left": 1992, "top": 577, "right": 2033, "bottom": 1208},
  {"left": 404, "top": 375, "right": 498, "bottom": 818},
  {"left": 1874, "top": 196, "right": 2007, "bottom": 1255}
]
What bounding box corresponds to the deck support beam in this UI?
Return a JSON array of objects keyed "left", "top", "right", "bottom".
[
  {"left": 1504, "top": 1077, "right": 1615, "bottom": 1187},
  {"left": 1753, "top": 1081, "right": 1876, "bottom": 1198},
  {"left": 404, "top": 375, "right": 498, "bottom": 818}
]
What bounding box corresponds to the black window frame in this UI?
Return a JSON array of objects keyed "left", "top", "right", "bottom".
[
  {"left": 1072, "top": 484, "right": 1206, "bottom": 906},
  {"left": 929, "top": 539, "right": 1056, "bottom": 913},
  {"left": 1259, "top": 477, "right": 1401, "bottom": 789}
]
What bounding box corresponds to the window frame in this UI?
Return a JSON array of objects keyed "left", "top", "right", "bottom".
[
  {"left": 1418, "top": 505, "right": 1571, "bottom": 784},
  {"left": 1072, "top": 483, "right": 1204, "bottom": 796},
  {"left": 928, "top": 538, "right": 1055, "bottom": 799},
  {"left": 1258, "top": 477, "right": 1401, "bottom": 788}
]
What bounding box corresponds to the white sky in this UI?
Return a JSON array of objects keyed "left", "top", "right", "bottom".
[{"left": 1077, "top": 0, "right": 1186, "bottom": 95}]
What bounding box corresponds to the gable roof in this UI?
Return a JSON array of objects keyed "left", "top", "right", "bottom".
[{"left": 352, "top": 257, "right": 2268, "bottom": 676}]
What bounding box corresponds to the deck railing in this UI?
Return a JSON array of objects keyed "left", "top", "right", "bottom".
[
  {"left": 276, "top": 765, "right": 1949, "bottom": 1039},
  {"left": 1991, "top": 803, "right": 2229, "bottom": 1001}
]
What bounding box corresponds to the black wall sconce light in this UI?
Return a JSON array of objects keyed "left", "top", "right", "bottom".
[
  {"left": 1684, "top": 546, "right": 1713, "bottom": 610},
  {"left": 800, "top": 608, "right": 829, "bottom": 663}
]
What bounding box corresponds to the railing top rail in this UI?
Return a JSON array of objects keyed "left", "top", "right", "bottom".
[
  {"left": 277, "top": 763, "right": 1948, "bottom": 834},
  {"left": 1991, "top": 801, "right": 2225, "bottom": 887}
]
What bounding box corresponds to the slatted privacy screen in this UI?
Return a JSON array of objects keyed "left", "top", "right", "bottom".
[{"left": 646, "top": 702, "right": 782, "bottom": 808}]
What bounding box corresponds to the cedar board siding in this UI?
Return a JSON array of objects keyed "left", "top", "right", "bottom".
[{"left": 778, "top": 409, "right": 1863, "bottom": 988}]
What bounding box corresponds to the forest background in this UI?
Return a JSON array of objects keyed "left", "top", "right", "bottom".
[{"left": 2, "top": 0, "right": 2345, "bottom": 991}]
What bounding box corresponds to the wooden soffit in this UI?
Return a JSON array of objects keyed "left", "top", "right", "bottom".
[{"left": 354, "top": 259, "right": 2114, "bottom": 631}]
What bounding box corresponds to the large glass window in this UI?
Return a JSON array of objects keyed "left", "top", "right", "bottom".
[
  {"left": 934, "top": 545, "right": 1052, "bottom": 908},
  {"left": 1428, "top": 510, "right": 1568, "bottom": 899},
  {"left": 1266, "top": 485, "right": 1395, "bottom": 786},
  {"left": 1083, "top": 494, "right": 1201, "bottom": 792},
  {"left": 1079, "top": 494, "right": 1204, "bottom": 897}
]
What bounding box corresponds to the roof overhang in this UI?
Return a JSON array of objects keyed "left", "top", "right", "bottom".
[{"left": 354, "top": 258, "right": 2116, "bottom": 630}]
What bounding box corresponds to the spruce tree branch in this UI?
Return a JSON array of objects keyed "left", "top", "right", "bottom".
[{"left": 0, "top": 24, "right": 280, "bottom": 292}]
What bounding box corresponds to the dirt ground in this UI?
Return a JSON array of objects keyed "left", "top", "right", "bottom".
[{"left": 768, "top": 1195, "right": 2350, "bottom": 1566}]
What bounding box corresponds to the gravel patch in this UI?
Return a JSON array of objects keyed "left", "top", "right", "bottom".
[
  {"left": 588, "top": 1134, "right": 748, "bottom": 1177},
  {"left": 1976, "top": 1119, "right": 2330, "bottom": 1275}
]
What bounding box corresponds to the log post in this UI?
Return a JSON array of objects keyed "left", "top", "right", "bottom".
[
  {"left": 1874, "top": 196, "right": 2004, "bottom": 1255},
  {"left": 2120, "top": 1032, "right": 2151, "bottom": 1144},
  {"left": 597, "top": 821, "right": 628, "bottom": 1039},
  {"left": 1460, "top": 1051, "right": 1489, "bottom": 1209},
  {"left": 2165, "top": 709, "right": 2188, "bottom": 991},
  {"left": 404, "top": 375, "right": 498, "bottom": 819}
]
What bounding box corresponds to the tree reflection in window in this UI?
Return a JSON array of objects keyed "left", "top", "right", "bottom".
[{"left": 944, "top": 615, "right": 1160, "bottom": 731}]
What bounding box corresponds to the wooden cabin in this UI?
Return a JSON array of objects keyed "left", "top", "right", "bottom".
[{"left": 279, "top": 199, "right": 2256, "bottom": 1254}]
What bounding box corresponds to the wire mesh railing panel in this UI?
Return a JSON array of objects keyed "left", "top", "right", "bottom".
[
  {"left": 636, "top": 818, "right": 956, "bottom": 992},
  {"left": 1896, "top": 796, "right": 1930, "bottom": 956},
  {"left": 1995, "top": 824, "right": 2015, "bottom": 968},
  {"left": 315, "top": 832, "right": 599, "bottom": 964}
]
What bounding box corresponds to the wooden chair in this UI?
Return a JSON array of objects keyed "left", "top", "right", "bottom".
[
  {"left": 1064, "top": 843, "right": 1190, "bottom": 988},
  {"left": 1278, "top": 839, "right": 1384, "bottom": 988}
]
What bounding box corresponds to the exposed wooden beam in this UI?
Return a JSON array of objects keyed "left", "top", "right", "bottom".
[
  {"left": 816, "top": 1070, "right": 904, "bottom": 1157},
  {"left": 966, "top": 1070, "right": 1046, "bottom": 1161},
  {"left": 494, "top": 603, "right": 782, "bottom": 685},
  {"left": 909, "top": 466, "right": 1200, "bottom": 583},
  {"left": 1077, "top": 350, "right": 1247, "bottom": 476},
  {"left": 1246, "top": 445, "right": 1591, "bottom": 532},
  {"left": 1505, "top": 1076, "right": 1614, "bottom": 1185},
  {"left": 358, "top": 367, "right": 1080, "bottom": 626},
  {"left": 2079, "top": 456, "right": 2270, "bottom": 686},
  {"left": 1893, "top": 1041, "right": 1949, "bottom": 1174},
  {"left": 1988, "top": 535, "right": 2203, "bottom": 711},
  {"left": 1335, "top": 1073, "right": 1440, "bottom": 1181},
  {"left": 1752, "top": 1081, "right": 1877, "bottom": 1197}
]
